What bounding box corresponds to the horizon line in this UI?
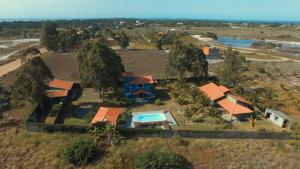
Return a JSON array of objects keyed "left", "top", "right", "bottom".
[{"left": 0, "top": 17, "right": 300, "bottom": 23}]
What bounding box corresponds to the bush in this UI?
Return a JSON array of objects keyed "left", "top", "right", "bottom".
[
  {"left": 154, "top": 99, "right": 161, "bottom": 105},
  {"left": 118, "top": 109, "right": 132, "bottom": 125},
  {"left": 84, "top": 112, "right": 95, "bottom": 122},
  {"left": 64, "top": 138, "right": 100, "bottom": 166},
  {"left": 134, "top": 149, "right": 192, "bottom": 169}
]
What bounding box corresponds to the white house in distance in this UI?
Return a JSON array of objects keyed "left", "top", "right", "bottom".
[{"left": 264, "top": 109, "right": 293, "bottom": 128}]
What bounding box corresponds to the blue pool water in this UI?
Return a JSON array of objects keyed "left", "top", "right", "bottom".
[
  {"left": 133, "top": 113, "right": 166, "bottom": 123},
  {"left": 217, "top": 36, "right": 256, "bottom": 48}
]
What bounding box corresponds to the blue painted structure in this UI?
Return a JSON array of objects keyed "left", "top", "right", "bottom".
[{"left": 122, "top": 72, "right": 156, "bottom": 102}]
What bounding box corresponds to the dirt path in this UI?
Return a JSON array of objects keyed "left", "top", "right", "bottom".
[{"left": 0, "top": 59, "right": 22, "bottom": 77}]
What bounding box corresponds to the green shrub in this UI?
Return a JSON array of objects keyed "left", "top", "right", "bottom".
[
  {"left": 118, "top": 109, "right": 132, "bottom": 125},
  {"left": 84, "top": 112, "right": 95, "bottom": 122},
  {"left": 154, "top": 99, "right": 161, "bottom": 105},
  {"left": 134, "top": 149, "right": 192, "bottom": 169},
  {"left": 257, "top": 67, "right": 266, "bottom": 73},
  {"left": 64, "top": 138, "right": 100, "bottom": 166}
]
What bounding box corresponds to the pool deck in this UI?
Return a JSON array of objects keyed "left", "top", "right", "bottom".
[{"left": 125, "top": 110, "right": 177, "bottom": 128}]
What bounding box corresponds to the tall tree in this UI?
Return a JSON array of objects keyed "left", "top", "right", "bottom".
[
  {"left": 220, "top": 47, "right": 247, "bottom": 84},
  {"left": 11, "top": 57, "right": 53, "bottom": 105},
  {"left": 166, "top": 42, "right": 208, "bottom": 79},
  {"left": 41, "top": 21, "right": 59, "bottom": 51},
  {"left": 117, "top": 31, "right": 130, "bottom": 49},
  {"left": 77, "top": 39, "right": 124, "bottom": 100},
  {"left": 59, "top": 29, "right": 80, "bottom": 52}
]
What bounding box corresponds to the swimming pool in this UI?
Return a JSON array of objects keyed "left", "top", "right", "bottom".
[{"left": 133, "top": 113, "right": 166, "bottom": 123}]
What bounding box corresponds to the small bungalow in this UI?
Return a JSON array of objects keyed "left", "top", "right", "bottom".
[
  {"left": 92, "top": 107, "right": 123, "bottom": 125},
  {"left": 122, "top": 72, "right": 156, "bottom": 102},
  {"left": 47, "top": 79, "right": 81, "bottom": 100},
  {"left": 199, "top": 82, "right": 254, "bottom": 121},
  {"left": 202, "top": 47, "right": 222, "bottom": 59},
  {"left": 199, "top": 82, "right": 229, "bottom": 103},
  {"left": 264, "top": 109, "right": 293, "bottom": 128}
]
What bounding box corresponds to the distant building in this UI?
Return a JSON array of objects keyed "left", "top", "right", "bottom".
[
  {"left": 264, "top": 109, "right": 293, "bottom": 128},
  {"left": 202, "top": 47, "right": 222, "bottom": 59},
  {"left": 122, "top": 72, "right": 156, "bottom": 102},
  {"left": 157, "top": 32, "right": 167, "bottom": 37}
]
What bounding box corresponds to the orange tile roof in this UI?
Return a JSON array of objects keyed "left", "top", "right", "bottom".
[
  {"left": 217, "top": 98, "right": 253, "bottom": 115},
  {"left": 46, "top": 90, "right": 68, "bottom": 98},
  {"left": 199, "top": 82, "right": 226, "bottom": 101},
  {"left": 218, "top": 85, "right": 230, "bottom": 93},
  {"left": 129, "top": 76, "right": 156, "bottom": 84},
  {"left": 202, "top": 47, "right": 210, "bottom": 56},
  {"left": 92, "top": 107, "right": 123, "bottom": 125},
  {"left": 133, "top": 90, "right": 151, "bottom": 96},
  {"left": 121, "top": 72, "right": 135, "bottom": 77},
  {"left": 49, "top": 79, "right": 74, "bottom": 90}
]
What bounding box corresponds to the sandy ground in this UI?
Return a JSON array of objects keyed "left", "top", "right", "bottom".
[
  {"left": 0, "top": 38, "right": 40, "bottom": 61},
  {"left": 0, "top": 59, "right": 22, "bottom": 77}
]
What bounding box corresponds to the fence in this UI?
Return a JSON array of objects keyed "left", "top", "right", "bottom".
[{"left": 26, "top": 122, "right": 293, "bottom": 140}]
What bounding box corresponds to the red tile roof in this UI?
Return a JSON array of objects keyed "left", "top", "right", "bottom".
[
  {"left": 129, "top": 76, "right": 156, "bottom": 84},
  {"left": 133, "top": 90, "right": 151, "bottom": 96},
  {"left": 218, "top": 85, "right": 230, "bottom": 93},
  {"left": 202, "top": 47, "right": 210, "bottom": 56},
  {"left": 199, "top": 82, "right": 226, "bottom": 101},
  {"left": 49, "top": 79, "right": 74, "bottom": 90},
  {"left": 92, "top": 107, "right": 123, "bottom": 125},
  {"left": 46, "top": 90, "right": 68, "bottom": 98},
  {"left": 121, "top": 72, "right": 135, "bottom": 77},
  {"left": 217, "top": 98, "right": 253, "bottom": 115}
]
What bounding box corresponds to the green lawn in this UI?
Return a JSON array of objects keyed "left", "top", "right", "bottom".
[{"left": 63, "top": 88, "right": 100, "bottom": 126}]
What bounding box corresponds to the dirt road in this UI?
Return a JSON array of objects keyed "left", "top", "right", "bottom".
[{"left": 0, "top": 59, "right": 22, "bottom": 77}]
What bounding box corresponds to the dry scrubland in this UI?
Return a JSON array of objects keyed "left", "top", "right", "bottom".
[{"left": 0, "top": 127, "right": 299, "bottom": 169}]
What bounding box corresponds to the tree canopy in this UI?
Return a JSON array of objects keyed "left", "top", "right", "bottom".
[
  {"left": 11, "top": 57, "right": 53, "bottom": 104},
  {"left": 219, "top": 47, "right": 247, "bottom": 84},
  {"left": 166, "top": 42, "right": 208, "bottom": 79},
  {"left": 41, "top": 21, "right": 59, "bottom": 51},
  {"left": 117, "top": 31, "right": 130, "bottom": 49},
  {"left": 0, "top": 84, "right": 10, "bottom": 112},
  {"left": 58, "top": 29, "right": 80, "bottom": 52},
  {"left": 77, "top": 39, "right": 124, "bottom": 98}
]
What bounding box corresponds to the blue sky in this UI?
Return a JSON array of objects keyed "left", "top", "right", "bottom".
[{"left": 0, "top": 0, "right": 299, "bottom": 21}]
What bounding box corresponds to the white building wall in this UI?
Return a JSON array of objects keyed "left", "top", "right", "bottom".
[{"left": 268, "top": 113, "right": 284, "bottom": 127}]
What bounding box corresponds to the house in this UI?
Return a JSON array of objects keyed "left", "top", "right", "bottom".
[
  {"left": 157, "top": 32, "right": 166, "bottom": 37},
  {"left": 264, "top": 109, "right": 293, "bottom": 128},
  {"left": 199, "top": 82, "right": 229, "bottom": 103},
  {"left": 122, "top": 72, "right": 156, "bottom": 102},
  {"left": 199, "top": 82, "right": 253, "bottom": 120},
  {"left": 202, "top": 47, "right": 222, "bottom": 59},
  {"left": 47, "top": 79, "right": 81, "bottom": 100},
  {"left": 92, "top": 107, "right": 123, "bottom": 125}
]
